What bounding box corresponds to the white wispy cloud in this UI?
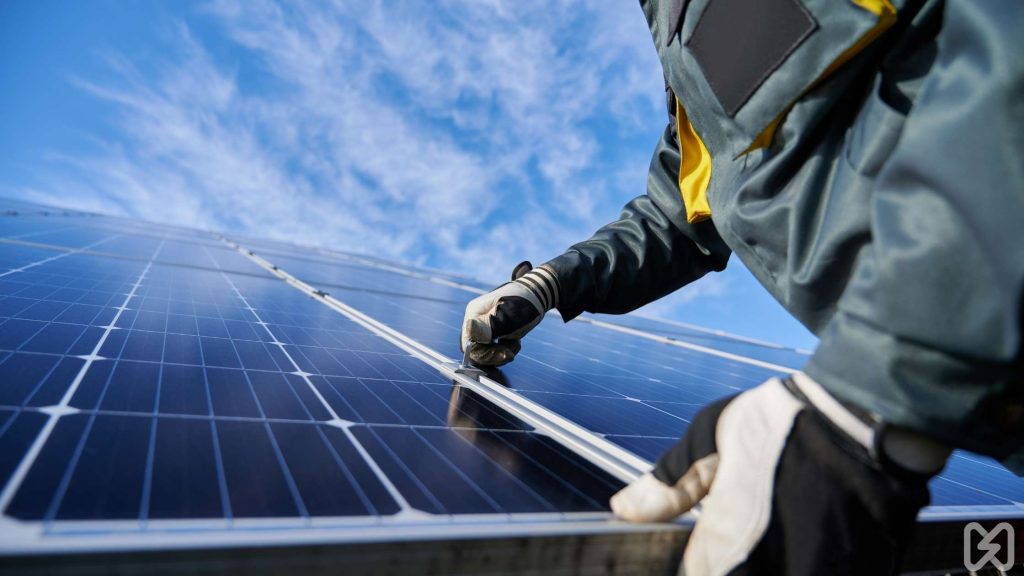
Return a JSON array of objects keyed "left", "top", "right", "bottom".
[{"left": 24, "top": 0, "right": 669, "bottom": 286}]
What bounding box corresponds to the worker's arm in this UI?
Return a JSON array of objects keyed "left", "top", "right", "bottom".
[
  {"left": 544, "top": 118, "right": 731, "bottom": 321},
  {"left": 804, "top": 0, "right": 1024, "bottom": 462},
  {"left": 461, "top": 113, "right": 731, "bottom": 366}
]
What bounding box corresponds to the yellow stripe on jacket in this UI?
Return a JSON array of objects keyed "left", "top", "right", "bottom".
[{"left": 676, "top": 98, "right": 713, "bottom": 224}]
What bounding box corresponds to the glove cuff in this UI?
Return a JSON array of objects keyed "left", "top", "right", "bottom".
[
  {"left": 514, "top": 265, "right": 560, "bottom": 312},
  {"left": 789, "top": 371, "right": 876, "bottom": 450},
  {"left": 788, "top": 372, "right": 950, "bottom": 477}
]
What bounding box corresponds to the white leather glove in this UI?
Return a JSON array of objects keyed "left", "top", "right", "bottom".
[
  {"left": 611, "top": 372, "right": 950, "bottom": 576},
  {"left": 460, "top": 262, "right": 560, "bottom": 367}
]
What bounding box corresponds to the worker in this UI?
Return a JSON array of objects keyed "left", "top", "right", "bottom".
[{"left": 460, "top": 0, "right": 1023, "bottom": 573}]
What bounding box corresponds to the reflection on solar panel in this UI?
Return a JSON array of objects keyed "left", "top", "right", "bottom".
[{"left": 1, "top": 199, "right": 1021, "bottom": 573}]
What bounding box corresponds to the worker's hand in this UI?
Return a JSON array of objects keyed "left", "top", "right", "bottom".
[
  {"left": 460, "top": 262, "right": 560, "bottom": 367},
  {"left": 611, "top": 372, "right": 950, "bottom": 575}
]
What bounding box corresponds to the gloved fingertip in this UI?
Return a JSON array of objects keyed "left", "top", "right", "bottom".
[
  {"left": 471, "top": 344, "right": 516, "bottom": 367},
  {"left": 469, "top": 346, "right": 498, "bottom": 367},
  {"left": 464, "top": 317, "right": 493, "bottom": 345},
  {"left": 607, "top": 472, "right": 689, "bottom": 523}
]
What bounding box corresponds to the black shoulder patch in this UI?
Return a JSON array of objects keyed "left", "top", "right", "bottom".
[
  {"left": 665, "top": 0, "right": 688, "bottom": 46},
  {"left": 687, "top": 0, "right": 816, "bottom": 117}
]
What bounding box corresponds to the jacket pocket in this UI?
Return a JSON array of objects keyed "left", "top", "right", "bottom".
[{"left": 682, "top": 0, "right": 901, "bottom": 153}]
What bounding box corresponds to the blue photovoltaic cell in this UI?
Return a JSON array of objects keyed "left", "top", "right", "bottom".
[
  {"left": 0, "top": 409, "right": 47, "bottom": 489},
  {"left": 928, "top": 453, "right": 1024, "bottom": 507},
  {"left": 593, "top": 314, "right": 812, "bottom": 370},
  {"left": 352, "top": 423, "right": 619, "bottom": 514},
  {"left": 153, "top": 241, "right": 274, "bottom": 277},
  {"left": 1, "top": 220, "right": 82, "bottom": 242},
  {"left": 249, "top": 251, "right": 473, "bottom": 302},
  {"left": 605, "top": 435, "right": 678, "bottom": 462},
  {"left": 234, "top": 235, "right": 486, "bottom": 288},
  {"left": 0, "top": 244, "right": 74, "bottom": 274},
  {"left": 0, "top": 228, "right": 621, "bottom": 524},
  {"left": 148, "top": 417, "right": 224, "bottom": 518}
]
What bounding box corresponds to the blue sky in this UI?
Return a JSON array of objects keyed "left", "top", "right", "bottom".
[{"left": 0, "top": 0, "right": 817, "bottom": 350}]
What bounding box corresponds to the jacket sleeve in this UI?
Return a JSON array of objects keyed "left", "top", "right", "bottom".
[
  {"left": 545, "top": 115, "right": 732, "bottom": 321},
  {"left": 805, "top": 0, "right": 1024, "bottom": 460}
]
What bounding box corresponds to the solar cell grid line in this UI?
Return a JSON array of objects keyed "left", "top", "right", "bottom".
[
  {"left": 9, "top": 228, "right": 122, "bottom": 251},
  {"left": 74, "top": 234, "right": 166, "bottom": 262},
  {"left": 230, "top": 234, "right": 486, "bottom": 287},
  {"left": 531, "top": 325, "right": 779, "bottom": 385},
  {"left": 927, "top": 454, "right": 1024, "bottom": 507},
  {"left": 74, "top": 222, "right": 223, "bottom": 250},
  {"left": 184, "top": 316, "right": 232, "bottom": 521},
  {"left": 0, "top": 248, "right": 158, "bottom": 515},
  {"left": 567, "top": 316, "right": 795, "bottom": 374},
  {"left": 0, "top": 244, "right": 60, "bottom": 275},
  {"left": 309, "top": 247, "right": 482, "bottom": 290},
  {"left": 0, "top": 234, "right": 124, "bottom": 279},
  {"left": 0, "top": 222, "right": 79, "bottom": 242},
  {"left": 0, "top": 201, "right": 203, "bottom": 237},
  {"left": 239, "top": 247, "right": 475, "bottom": 298},
  {"left": 246, "top": 251, "right": 474, "bottom": 303},
  {"left": 137, "top": 281, "right": 167, "bottom": 525},
  {"left": 152, "top": 240, "right": 273, "bottom": 277},
  {"left": 217, "top": 272, "right": 416, "bottom": 515},
  {"left": 604, "top": 312, "right": 801, "bottom": 349},
  {"left": 319, "top": 250, "right": 487, "bottom": 289},
  {"left": 2, "top": 210, "right": 231, "bottom": 254},
  {"left": 581, "top": 315, "right": 813, "bottom": 370},
  {"left": 0, "top": 224, "right": 113, "bottom": 247}
]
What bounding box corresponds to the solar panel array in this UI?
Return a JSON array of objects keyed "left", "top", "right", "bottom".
[{"left": 0, "top": 199, "right": 1022, "bottom": 556}]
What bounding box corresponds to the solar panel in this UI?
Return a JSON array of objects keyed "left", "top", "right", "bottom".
[{"left": 1, "top": 201, "right": 1022, "bottom": 574}]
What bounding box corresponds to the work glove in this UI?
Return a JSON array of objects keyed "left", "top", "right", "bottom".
[
  {"left": 611, "top": 372, "right": 950, "bottom": 576},
  {"left": 460, "top": 261, "right": 560, "bottom": 367}
]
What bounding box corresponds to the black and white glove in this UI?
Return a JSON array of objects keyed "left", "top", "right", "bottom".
[
  {"left": 460, "top": 261, "right": 560, "bottom": 367},
  {"left": 610, "top": 372, "right": 951, "bottom": 576}
]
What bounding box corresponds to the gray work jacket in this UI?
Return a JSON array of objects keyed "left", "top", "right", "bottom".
[{"left": 546, "top": 0, "right": 1023, "bottom": 466}]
